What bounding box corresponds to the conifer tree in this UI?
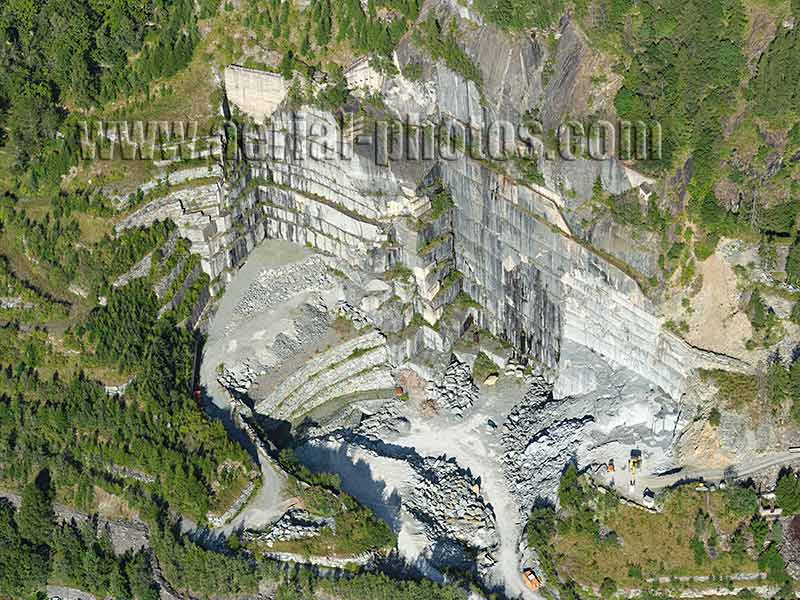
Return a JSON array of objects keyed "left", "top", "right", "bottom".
[{"left": 17, "top": 469, "right": 55, "bottom": 548}]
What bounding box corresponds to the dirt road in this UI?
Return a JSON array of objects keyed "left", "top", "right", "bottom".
[{"left": 639, "top": 451, "right": 800, "bottom": 491}]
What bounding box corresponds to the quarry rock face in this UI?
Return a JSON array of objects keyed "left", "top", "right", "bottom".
[{"left": 207, "top": 37, "right": 740, "bottom": 478}]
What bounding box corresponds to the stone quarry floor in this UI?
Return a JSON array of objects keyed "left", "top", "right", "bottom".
[
  {"left": 198, "top": 240, "right": 540, "bottom": 597},
  {"left": 196, "top": 239, "right": 800, "bottom": 600},
  {"left": 297, "top": 377, "right": 539, "bottom": 599},
  {"left": 200, "top": 240, "right": 780, "bottom": 598}
]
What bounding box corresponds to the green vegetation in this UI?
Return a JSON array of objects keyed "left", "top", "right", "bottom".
[
  {"left": 0, "top": 256, "right": 69, "bottom": 323},
  {"left": 699, "top": 369, "right": 759, "bottom": 409},
  {"left": 0, "top": 0, "right": 206, "bottom": 192},
  {"left": 249, "top": 449, "right": 396, "bottom": 557},
  {"left": 0, "top": 283, "right": 250, "bottom": 519},
  {"left": 52, "top": 518, "right": 160, "bottom": 600},
  {"left": 0, "top": 198, "right": 173, "bottom": 300},
  {"left": 413, "top": 18, "right": 483, "bottom": 87},
  {"left": 724, "top": 482, "right": 758, "bottom": 516},
  {"left": 384, "top": 263, "right": 413, "bottom": 283},
  {"left": 430, "top": 183, "right": 456, "bottom": 220},
  {"left": 235, "top": 0, "right": 419, "bottom": 87},
  {"left": 775, "top": 471, "right": 800, "bottom": 515},
  {"left": 266, "top": 479, "right": 395, "bottom": 557},
  {"left": 472, "top": 351, "right": 500, "bottom": 383},
  {"left": 514, "top": 154, "right": 546, "bottom": 186},
  {"left": 531, "top": 467, "right": 783, "bottom": 596},
  {"left": 611, "top": 0, "right": 746, "bottom": 181},
  {"left": 586, "top": 0, "right": 800, "bottom": 288},
  {"left": 745, "top": 288, "right": 784, "bottom": 347},
  {"left": 748, "top": 23, "right": 800, "bottom": 119},
  {"left": 0, "top": 468, "right": 161, "bottom": 600},
  {"left": 700, "top": 360, "right": 800, "bottom": 422},
  {"left": 474, "top": 0, "right": 564, "bottom": 29},
  {"left": 85, "top": 279, "right": 159, "bottom": 370},
  {"left": 278, "top": 448, "right": 342, "bottom": 491}
]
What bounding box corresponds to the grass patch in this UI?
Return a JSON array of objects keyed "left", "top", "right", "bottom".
[
  {"left": 552, "top": 485, "right": 759, "bottom": 589},
  {"left": 251, "top": 455, "right": 396, "bottom": 558},
  {"left": 472, "top": 351, "right": 499, "bottom": 383},
  {"left": 384, "top": 263, "right": 413, "bottom": 282},
  {"left": 699, "top": 369, "right": 759, "bottom": 409}
]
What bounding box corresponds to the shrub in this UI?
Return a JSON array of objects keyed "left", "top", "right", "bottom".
[
  {"left": 750, "top": 517, "right": 769, "bottom": 550},
  {"left": 700, "top": 369, "right": 759, "bottom": 408},
  {"left": 724, "top": 483, "right": 758, "bottom": 516},
  {"left": 472, "top": 351, "right": 500, "bottom": 383},
  {"left": 775, "top": 472, "right": 800, "bottom": 515},
  {"left": 600, "top": 577, "right": 618, "bottom": 598},
  {"left": 758, "top": 543, "right": 790, "bottom": 583},
  {"left": 790, "top": 301, "right": 800, "bottom": 325}
]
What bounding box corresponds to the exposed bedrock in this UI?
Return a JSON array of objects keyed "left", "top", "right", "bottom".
[
  {"left": 437, "top": 156, "right": 747, "bottom": 400},
  {"left": 224, "top": 65, "right": 288, "bottom": 124},
  {"left": 244, "top": 508, "right": 335, "bottom": 545},
  {"left": 115, "top": 163, "right": 265, "bottom": 286}
]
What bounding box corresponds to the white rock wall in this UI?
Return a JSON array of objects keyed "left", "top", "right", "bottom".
[
  {"left": 224, "top": 65, "right": 288, "bottom": 123},
  {"left": 259, "top": 185, "right": 387, "bottom": 264},
  {"left": 440, "top": 156, "right": 733, "bottom": 400}
]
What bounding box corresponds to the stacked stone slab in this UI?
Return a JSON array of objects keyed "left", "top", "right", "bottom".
[
  {"left": 406, "top": 455, "right": 498, "bottom": 573},
  {"left": 258, "top": 184, "right": 387, "bottom": 265},
  {"left": 500, "top": 376, "right": 595, "bottom": 509},
  {"left": 259, "top": 109, "right": 414, "bottom": 221}
]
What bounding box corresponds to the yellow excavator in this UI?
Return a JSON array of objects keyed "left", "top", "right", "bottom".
[{"left": 628, "top": 449, "right": 642, "bottom": 493}]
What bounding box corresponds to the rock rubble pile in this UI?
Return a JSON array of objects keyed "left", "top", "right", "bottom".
[
  {"left": 405, "top": 455, "right": 499, "bottom": 572},
  {"left": 227, "top": 255, "right": 334, "bottom": 333},
  {"left": 425, "top": 356, "right": 479, "bottom": 418},
  {"left": 500, "top": 376, "right": 595, "bottom": 509},
  {"left": 246, "top": 509, "right": 335, "bottom": 544}
]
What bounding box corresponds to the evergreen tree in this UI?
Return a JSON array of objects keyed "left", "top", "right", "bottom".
[
  {"left": 0, "top": 500, "right": 48, "bottom": 598},
  {"left": 315, "top": 0, "right": 332, "bottom": 46},
  {"left": 280, "top": 50, "right": 295, "bottom": 80},
  {"left": 775, "top": 471, "right": 800, "bottom": 515},
  {"left": 786, "top": 240, "right": 800, "bottom": 286},
  {"left": 17, "top": 469, "right": 55, "bottom": 548},
  {"left": 300, "top": 31, "right": 311, "bottom": 57}
]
